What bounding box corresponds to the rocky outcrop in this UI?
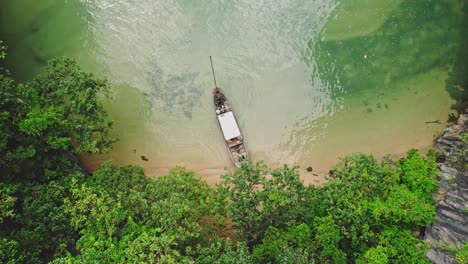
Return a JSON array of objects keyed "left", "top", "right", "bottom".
[{"left": 425, "top": 112, "right": 468, "bottom": 264}]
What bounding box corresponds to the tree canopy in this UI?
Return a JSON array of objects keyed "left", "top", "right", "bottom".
[{"left": 0, "top": 58, "right": 116, "bottom": 182}]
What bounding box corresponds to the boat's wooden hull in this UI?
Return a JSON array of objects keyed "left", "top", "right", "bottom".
[
  {"left": 226, "top": 136, "right": 248, "bottom": 167},
  {"left": 213, "top": 87, "right": 248, "bottom": 167}
]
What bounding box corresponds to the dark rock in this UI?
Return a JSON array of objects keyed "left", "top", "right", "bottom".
[
  {"left": 437, "top": 138, "right": 455, "bottom": 148},
  {"left": 425, "top": 113, "right": 468, "bottom": 264},
  {"left": 426, "top": 249, "right": 456, "bottom": 264}
]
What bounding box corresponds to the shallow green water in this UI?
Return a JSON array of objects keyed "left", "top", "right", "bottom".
[{"left": 0, "top": 0, "right": 464, "bottom": 182}]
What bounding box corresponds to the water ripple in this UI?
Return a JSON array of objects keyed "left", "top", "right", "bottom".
[{"left": 82, "top": 0, "right": 337, "bottom": 163}]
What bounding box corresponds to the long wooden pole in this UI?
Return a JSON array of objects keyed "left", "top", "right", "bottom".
[{"left": 209, "top": 56, "right": 218, "bottom": 88}]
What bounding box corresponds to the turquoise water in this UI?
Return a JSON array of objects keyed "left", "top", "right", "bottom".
[
  {"left": 0, "top": 0, "right": 464, "bottom": 183},
  {"left": 314, "top": 0, "right": 463, "bottom": 95}
]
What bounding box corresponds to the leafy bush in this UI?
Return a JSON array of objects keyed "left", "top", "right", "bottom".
[
  {"left": 60, "top": 162, "right": 225, "bottom": 263},
  {"left": 303, "top": 151, "right": 437, "bottom": 263},
  {"left": 0, "top": 58, "right": 116, "bottom": 182},
  {"left": 219, "top": 162, "right": 307, "bottom": 243}
]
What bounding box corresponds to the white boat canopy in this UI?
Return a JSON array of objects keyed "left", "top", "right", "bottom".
[{"left": 217, "top": 111, "right": 241, "bottom": 140}]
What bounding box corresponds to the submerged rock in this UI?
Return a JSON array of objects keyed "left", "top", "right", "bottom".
[{"left": 425, "top": 111, "right": 468, "bottom": 264}]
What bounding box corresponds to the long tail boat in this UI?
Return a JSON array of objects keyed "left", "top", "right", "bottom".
[{"left": 210, "top": 57, "right": 248, "bottom": 167}]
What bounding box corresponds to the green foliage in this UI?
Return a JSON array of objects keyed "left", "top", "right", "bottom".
[
  {"left": 220, "top": 162, "right": 307, "bottom": 243},
  {"left": 252, "top": 224, "right": 314, "bottom": 263},
  {"left": 456, "top": 243, "right": 468, "bottom": 264},
  {"left": 60, "top": 162, "right": 225, "bottom": 263},
  {"left": 356, "top": 246, "right": 389, "bottom": 264},
  {"left": 20, "top": 58, "right": 117, "bottom": 154},
  {"left": 374, "top": 228, "right": 430, "bottom": 264},
  {"left": 251, "top": 217, "right": 346, "bottom": 264},
  {"left": 397, "top": 149, "right": 439, "bottom": 202},
  {"left": 19, "top": 106, "right": 71, "bottom": 149},
  {"left": 0, "top": 40, "right": 5, "bottom": 59},
  {"left": 306, "top": 155, "right": 394, "bottom": 252},
  {"left": 0, "top": 183, "right": 21, "bottom": 263},
  {"left": 312, "top": 216, "right": 346, "bottom": 264},
  {"left": 0, "top": 183, "right": 20, "bottom": 263},
  {"left": 218, "top": 151, "right": 438, "bottom": 263},
  {"left": 0, "top": 238, "right": 20, "bottom": 264},
  {"left": 0, "top": 57, "right": 119, "bottom": 262},
  {"left": 123, "top": 228, "right": 194, "bottom": 264},
  {"left": 0, "top": 58, "right": 116, "bottom": 181},
  {"left": 0, "top": 183, "right": 16, "bottom": 224},
  {"left": 368, "top": 185, "right": 435, "bottom": 226},
  {"left": 305, "top": 151, "right": 437, "bottom": 262},
  {"left": 0, "top": 149, "right": 441, "bottom": 263},
  {"left": 16, "top": 174, "right": 84, "bottom": 263},
  {"left": 194, "top": 240, "right": 253, "bottom": 264}
]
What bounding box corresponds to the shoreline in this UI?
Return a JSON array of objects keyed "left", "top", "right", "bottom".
[{"left": 79, "top": 143, "right": 435, "bottom": 186}]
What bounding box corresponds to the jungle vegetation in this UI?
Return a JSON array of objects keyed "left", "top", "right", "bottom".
[{"left": 0, "top": 49, "right": 448, "bottom": 263}]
